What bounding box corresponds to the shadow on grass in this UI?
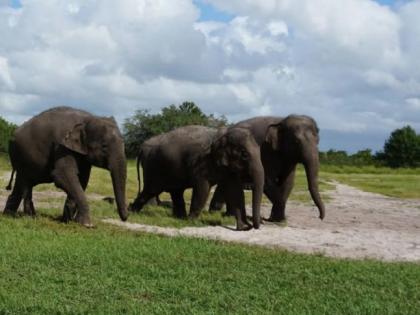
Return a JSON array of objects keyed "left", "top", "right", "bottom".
[{"left": 127, "top": 204, "right": 236, "bottom": 229}]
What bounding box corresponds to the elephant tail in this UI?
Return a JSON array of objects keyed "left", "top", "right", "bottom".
[
  {"left": 136, "top": 151, "right": 142, "bottom": 194},
  {"left": 5, "top": 169, "right": 15, "bottom": 191}
]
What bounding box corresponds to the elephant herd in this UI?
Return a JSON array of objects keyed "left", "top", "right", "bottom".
[{"left": 2, "top": 106, "right": 325, "bottom": 230}]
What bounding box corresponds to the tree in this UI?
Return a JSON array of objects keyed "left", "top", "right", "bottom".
[
  {"left": 0, "top": 116, "right": 17, "bottom": 153},
  {"left": 383, "top": 125, "right": 420, "bottom": 168},
  {"left": 123, "top": 102, "right": 228, "bottom": 157},
  {"left": 351, "top": 149, "right": 374, "bottom": 166},
  {"left": 319, "top": 149, "right": 350, "bottom": 165}
]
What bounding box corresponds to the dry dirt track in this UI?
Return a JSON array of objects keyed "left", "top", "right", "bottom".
[{"left": 105, "top": 182, "right": 420, "bottom": 262}]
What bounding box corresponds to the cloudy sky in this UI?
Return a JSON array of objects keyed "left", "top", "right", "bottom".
[{"left": 0, "top": 0, "right": 419, "bottom": 152}]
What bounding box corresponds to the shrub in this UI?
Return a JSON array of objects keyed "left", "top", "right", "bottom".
[{"left": 0, "top": 116, "right": 17, "bottom": 153}]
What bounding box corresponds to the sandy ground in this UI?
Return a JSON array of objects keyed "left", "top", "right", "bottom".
[{"left": 104, "top": 182, "right": 420, "bottom": 262}]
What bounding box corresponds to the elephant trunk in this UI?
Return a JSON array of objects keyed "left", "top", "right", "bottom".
[
  {"left": 303, "top": 150, "right": 325, "bottom": 220},
  {"left": 110, "top": 155, "right": 128, "bottom": 221},
  {"left": 249, "top": 155, "right": 264, "bottom": 229}
]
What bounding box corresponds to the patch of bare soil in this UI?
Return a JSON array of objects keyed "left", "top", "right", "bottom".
[{"left": 104, "top": 182, "right": 420, "bottom": 262}]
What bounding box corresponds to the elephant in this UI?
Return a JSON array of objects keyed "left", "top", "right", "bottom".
[
  {"left": 209, "top": 114, "right": 325, "bottom": 222},
  {"left": 3, "top": 106, "right": 128, "bottom": 227},
  {"left": 128, "top": 125, "right": 264, "bottom": 230}
]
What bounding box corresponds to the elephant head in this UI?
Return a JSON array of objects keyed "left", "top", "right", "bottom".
[
  {"left": 61, "top": 117, "right": 128, "bottom": 221},
  {"left": 211, "top": 127, "right": 264, "bottom": 229},
  {"left": 265, "top": 115, "right": 325, "bottom": 220}
]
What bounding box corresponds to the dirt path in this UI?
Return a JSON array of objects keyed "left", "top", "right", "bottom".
[{"left": 104, "top": 182, "right": 420, "bottom": 262}]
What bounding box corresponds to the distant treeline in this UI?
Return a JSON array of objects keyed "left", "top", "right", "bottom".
[
  {"left": 1, "top": 104, "right": 419, "bottom": 168},
  {"left": 319, "top": 149, "right": 378, "bottom": 166},
  {"left": 321, "top": 126, "right": 420, "bottom": 168}
]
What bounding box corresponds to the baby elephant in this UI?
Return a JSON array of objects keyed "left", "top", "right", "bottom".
[{"left": 129, "top": 125, "right": 264, "bottom": 230}]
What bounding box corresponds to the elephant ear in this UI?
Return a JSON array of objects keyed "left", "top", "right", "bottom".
[
  {"left": 265, "top": 124, "right": 281, "bottom": 151},
  {"left": 212, "top": 133, "right": 229, "bottom": 167},
  {"left": 61, "top": 123, "right": 88, "bottom": 155}
]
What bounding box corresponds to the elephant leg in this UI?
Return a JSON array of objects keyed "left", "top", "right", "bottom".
[
  {"left": 23, "top": 186, "right": 36, "bottom": 216},
  {"left": 266, "top": 166, "right": 296, "bottom": 222},
  {"left": 3, "top": 173, "right": 24, "bottom": 216},
  {"left": 128, "top": 189, "right": 158, "bottom": 212},
  {"left": 224, "top": 178, "right": 251, "bottom": 231},
  {"left": 189, "top": 180, "right": 211, "bottom": 218},
  {"left": 155, "top": 195, "right": 162, "bottom": 206},
  {"left": 145, "top": 196, "right": 160, "bottom": 206},
  {"left": 209, "top": 184, "right": 226, "bottom": 212},
  {"left": 170, "top": 190, "right": 187, "bottom": 218},
  {"left": 62, "top": 198, "right": 77, "bottom": 223},
  {"left": 62, "top": 164, "right": 91, "bottom": 222},
  {"left": 53, "top": 157, "right": 92, "bottom": 227}
]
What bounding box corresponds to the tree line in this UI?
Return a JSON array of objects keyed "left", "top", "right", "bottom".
[
  {"left": 1, "top": 103, "right": 419, "bottom": 168},
  {"left": 320, "top": 126, "right": 420, "bottom": 168}
]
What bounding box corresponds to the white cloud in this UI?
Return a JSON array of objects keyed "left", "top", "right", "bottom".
[
  {"left": 0, "top": 0, "right": 420, "bottom": 151},
  {"left": 406, "top": 98, "right": 420, "bottom": 110},
  {"left": 0, "top": 56, "right": 15, "bottom": 90}
]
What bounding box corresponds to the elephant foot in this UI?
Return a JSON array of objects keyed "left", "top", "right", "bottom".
[
  {"left": 128, "top": 203, "right": 136, "bottom": 212},
  {"left": 209, "top": 202, "right": 224, "bottom": 212},
  {"left": 246, "top": 215, "right": 264, "bottom": 225},
  {"left": 3, "top": 208, "right": 17, "bottom": 217},
  {"left": 23, "top": 211, "right": 36, "bottom": 217},
  {"left": 265, "top": 216, "right": 287, "bottom": 226},
  {"left": 23, "top": 203, "right": 36, "bottom": 217},
  {"left": 236, "top": 224, "right": 252, "bottom": 231},
  {"left": 236, "top": 220, "right": 252, "bottom": 231},
  {"left": 74, "top": 213, "right": 94, "bottom": 228},
  {"left": 128, "top": 202, "right": 144, "bottom": 213},
  {"left": 267, "top": 218, "right": 287, "bottom": 223},
  {"left": 188, "top": 211, "right": 200, "bottom": 219},
  {"left": 173, "top": 209, "right": 187, "bottom": 219}
]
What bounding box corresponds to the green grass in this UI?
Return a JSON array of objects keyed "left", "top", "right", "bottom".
[
  {"left": 0, "top": 216, "right": 419, "bottom": 314},
  {"left": 0, "top": 153, "right": 10, "bottom": 173},
  {"left": 1, "top": 155, "right": 420, "bottom": 313},
  {"left": 320, "top": 165, "right": 420, "bottom": 199},
  {"left": 321, "top": 164, "right": 420, "bottom": 175}
]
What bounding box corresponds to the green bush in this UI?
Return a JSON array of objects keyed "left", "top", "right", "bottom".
[{"left": 0, "top": 116, "right": 17, "bottom": 153}]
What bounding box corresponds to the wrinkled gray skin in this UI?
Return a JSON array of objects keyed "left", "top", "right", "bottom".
[
  {"left": 3, "top": 107, "right": 128, "bottom": 227},
  {"left": 129, "top": 125, "right": 264, "bottom": 230},
  {"left": 210, "top": 115, "right": 325, "bottom": 222}
]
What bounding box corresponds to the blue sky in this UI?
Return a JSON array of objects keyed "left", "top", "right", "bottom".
[
  {"left": 194, "top": 0, "right": 406, "bottom": 22},
  {"left": 193, "top": 0, "right": 233, "bottom": 22},
  {"left": 1, "top": 0, "right": 419, "bottom": 152},
  {"left": 9, "top": 0, "right": 21, "bottom": 8}
]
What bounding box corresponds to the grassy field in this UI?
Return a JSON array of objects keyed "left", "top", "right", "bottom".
[
  {"left": 320, "top": 165, "right": 420, "bottom": 199},
  {"left": 0, "top": 216, "right": 419, "bottom": 314},
  {"left": 1, "top": 154, "right": 420, "bottom": 313}
]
